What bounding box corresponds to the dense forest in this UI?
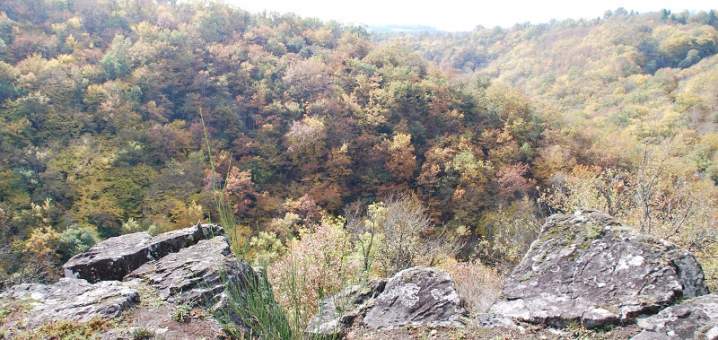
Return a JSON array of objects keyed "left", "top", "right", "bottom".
[{"left": 0, "top": 0, "right": 717, "bottom": 332}]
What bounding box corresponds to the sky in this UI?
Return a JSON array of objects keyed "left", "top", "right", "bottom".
[{"left": 231, "top": 0, "right": 717, "bottom": 31}]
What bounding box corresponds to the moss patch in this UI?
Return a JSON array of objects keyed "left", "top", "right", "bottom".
[{"left": 21, "top": 318, "right": 113, "bottom": 340}]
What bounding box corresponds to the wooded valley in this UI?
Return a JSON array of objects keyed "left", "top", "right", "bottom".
[{"left": 0, "top": 1, "right": 717, "bottom": 338}]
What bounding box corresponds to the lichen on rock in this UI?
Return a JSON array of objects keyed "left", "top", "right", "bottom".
[
  {"left": 489, "top": 210, "right": 709, "bottom": 329},
  {"left": 305, "top": 266, "right": 467, "bottom": 337}
]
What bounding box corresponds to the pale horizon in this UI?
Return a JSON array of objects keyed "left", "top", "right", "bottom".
[{"left": 231, "top": 0, "right": 717, "bottom": 31}]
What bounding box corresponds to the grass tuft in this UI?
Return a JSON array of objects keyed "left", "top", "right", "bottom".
[
  {"left": 200, "top": 107, "right": 296, "bottom": 339},
  {"left": 219, "top": 268, "right": 294, "bottom": 339},
  {"left": 131, "top": 327, "right": 154, "bottom": 340}
]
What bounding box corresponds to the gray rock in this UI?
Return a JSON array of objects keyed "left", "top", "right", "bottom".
[
  {"left": 125, "top": 236, "right": 255, "bottom": 308},
  {"left": 1, "top": 224, "right": 264, "bottom": 338},
  {"left": 306, "top": 267, "right": 467, "bottom": 336},
  {"left": 363, "top": 267, "right": 467, "bottom": 329},
  {"left": 306, "top": 279, "right": 387, "bottom": 336},
  {"left": 633, "top": 294, "right": 718, "bottom": 340},
  {"left": 63, "top": 224, "right": 223, "bottom": 282},
  {"left": 0, "top": 278, "right": 139, "bottom": 327},
  {"left": 99, "top": 303, "right": 226, "bottom": 340},
  {"left": 475, "top": 312, "right": 521, "bottom": 329},
  {"left": 489, "top": 210, "right": 709, "bottom": 329}
]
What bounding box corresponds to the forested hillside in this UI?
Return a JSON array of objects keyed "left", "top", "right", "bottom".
[
  {"left": 0, "top": 1, "right": 717, "bottom": 334},
  {"left": 0, "top": 0, "right": 542, "bottom": 285},
  {"left": 387, "top": 8, "right": 718, "bottom": 282}
]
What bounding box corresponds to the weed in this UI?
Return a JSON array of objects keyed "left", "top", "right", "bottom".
[
  {"left": 200, "top": 108, "right": 295, "bottom": 339},
  {"left": 172, "top": 304, "right": 192, "bottom": 323},
  {"left": 218, "top": 268, "right": 294, "bottom": 339},
  {"left": 0, "top": 307, "right": 8, "bottom": 324},
  {"left": 131, "top": 327, "right": 154, "bottom": 340}
]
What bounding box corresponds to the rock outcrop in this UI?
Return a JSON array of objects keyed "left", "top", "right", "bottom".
[
  {"left": 306, "top": 267, "right": 467, "bottom": 337},
  {"left": 633, "top": 294, "right": 718, "bottom": 340},
  {"left": 126, "top": 236, "right": 255, "bottom": 308},
  {"left": 0, "top": 278, "right": 139, "bottom": 327},
  {"left": 1, "top": 224, "right": 254, "bottom": 339},
  {"left": 63, "top": 224, "right": 223, "bottom": 282},
  {"left": 489, "top": 210, "right": 709, "bottom": 328},
  {"left": 3, "top": 212, "right": 712, "bottom": 339}
]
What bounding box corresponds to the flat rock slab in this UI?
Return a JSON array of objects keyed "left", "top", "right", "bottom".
[
  {"left": 633, "top": 294, "right": 718, "bottom": 340},
  {"left": 63, "top": 224, "right": 223, "bottom": 282},
  {"left": 0, "top": 278, "right": 139, "bottom": 328},
  {"left": 126, "top": 236, "right": 254, "bottom": 308},
  {"left": 490, "top": 210, "right": 709, "bottom": 328}
]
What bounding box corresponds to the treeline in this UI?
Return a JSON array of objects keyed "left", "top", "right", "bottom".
[{"left": 390, "top": 8, "right": 718, "bottom": 73}]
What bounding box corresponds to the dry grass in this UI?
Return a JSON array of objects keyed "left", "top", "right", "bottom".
[{"left": 440, "top": 259, "right": 503, "bottom": 314}]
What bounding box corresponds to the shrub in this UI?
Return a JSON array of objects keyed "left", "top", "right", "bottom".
[
  {"left": 476, "top": 198, "right": 541, "bottom": 269},
  {"left": 122, "top": 217, "right": 144, "bottom": 234},
  {"left": 440, "top": 259, "right": 503, "bottom": 314},
  {"left": 350, "top": 195, "right": 459, "bottom": 276},
  {"left": 247, "top": 231, "right": 286, "bottom": 266},
  {"left": 267, "top": 215, "right": 359, "bottom": 333},
  {"left": 57, "top": 225, "right": 98, "bottom": 263}
]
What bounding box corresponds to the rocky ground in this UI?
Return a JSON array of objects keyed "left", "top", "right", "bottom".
[
  {"left": 1, "top": 211, "right": 717, "bottom": 339},
  {"left": 0, "top": 224, "right": 252, "bottom": 339},
  {"left": 307, "top": 211, "right": 717, "bottom": 340}
]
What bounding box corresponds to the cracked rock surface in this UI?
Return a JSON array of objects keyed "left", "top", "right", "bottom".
[
  {"left": 1, "top": 224, "right": 256, "bottom": 339},
  {"left": 305, "top": 267, "right": 466, "bottom": 336},
  {"left": 63, "top": 224, "right": 223, "bottom": 282},
  {"left": 633, "top": 293, "right": 718, "bottom": 340},
  {"left": 126, "top": 235, "right": 255, "bottom": 308},
  {"left": 0, "top": 278, "right": 139, "bottom": 327},
  {"left": 489, "top": 210, "right": 709, "bottom": 328},
  {"left": 363, "top": 266, "right": 467, "bottom": 329}
]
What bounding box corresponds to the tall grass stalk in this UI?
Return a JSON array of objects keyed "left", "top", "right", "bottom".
[
  {"left": 199, "top": 108, "right": 295, "bottom": 339},
  {"left": 219, "top": 268, "right": 294, "bottom": 340},
  {"left": 199, "top": 109, "right": 240, "bottom": 250}
]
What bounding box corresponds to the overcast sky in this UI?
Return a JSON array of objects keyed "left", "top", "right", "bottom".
[{"left": 230, "top": 0, "right": 717, "bottom": 31}]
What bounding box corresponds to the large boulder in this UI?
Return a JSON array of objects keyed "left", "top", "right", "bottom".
[
  {"left": 126, "top": 236, "right": 255, "bottom": 308},
  {"left": 63, "top": 224, "right": 223, "bottom": 282},
  {"left": 0, "top": 278, "right": 139, "bottom": 328},
  {"left": 490, "top": 210, "right": 709, "bottom": 328},
  {"left": 306, "top": 267, "right": 467, "bottom": 337},
  {"left": 633, "top": 294, "right": 718, "bottom": 340}
]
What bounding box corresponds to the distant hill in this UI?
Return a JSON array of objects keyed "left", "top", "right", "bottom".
[
  {"left": 380, "top": 9, "right": 718, "bottom": 131},
  {"left": 367, "top": 24, "right": 441, "bottom": 34}
]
